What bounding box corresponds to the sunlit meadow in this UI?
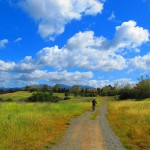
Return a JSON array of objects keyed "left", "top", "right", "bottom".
[
  {"left": 0, "top": 96, "right": 94, "bottom": 149},
  {"left": 107, "top": 98, "right": 150, "bottom": 150}
]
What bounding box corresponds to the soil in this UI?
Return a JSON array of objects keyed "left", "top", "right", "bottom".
[{"left": 49, "top": 100, "right": 126, "bottom": 150}]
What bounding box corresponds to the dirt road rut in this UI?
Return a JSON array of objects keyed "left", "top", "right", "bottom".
[
  {"left": 50, "top": 108, "right": 104, "bottom": 150},
  {"left": 50, "top": 100, "right": 126, "bottom": 150}
]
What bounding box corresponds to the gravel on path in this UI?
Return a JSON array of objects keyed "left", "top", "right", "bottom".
[
  {"left": 49, "top": 99, "right": 127, "bottom": 150},
  {"left": 100, "top": 100, "right": 127, "bottom": 150},
  {"left": 50, "top": 108, "right": 104, "bottom": 150}
]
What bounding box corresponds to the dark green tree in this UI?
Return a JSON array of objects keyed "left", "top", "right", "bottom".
[{"left": 53, "top": 84, "right": 60, "bottom": 92}]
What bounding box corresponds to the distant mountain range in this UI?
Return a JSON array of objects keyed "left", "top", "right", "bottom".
[
  {"left": 0, "top": 84, "right": 94, "bottom": 90},
  {"left": 0, "top": 87, "right": 23, "bottom": 90},
  {"left": 55, "top": 84, "right": 94, "bottom": 89}
]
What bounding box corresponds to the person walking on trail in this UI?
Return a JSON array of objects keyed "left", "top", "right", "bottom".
[{"left": 92, "top": 99, "right": 97, "bottom": 111}]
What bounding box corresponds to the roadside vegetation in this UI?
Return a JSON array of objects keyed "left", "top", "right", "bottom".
[
  {"left": 0, "top": 97, "right": 97, "bottom": 149},
  {"left": 0, "top": 91, "right": 32, "bottom": 102},
  {"left": 90, "top": 110, "right": 99, "bottom": 120},
  {"left": 107, "top": 98, "right": 150, "bottom": 150},
  {"left": 0, "top": 75, "right": 150, "bottom": 149},
  {"left": 1, "top": 75, "right": 150, "bottom": 102}
]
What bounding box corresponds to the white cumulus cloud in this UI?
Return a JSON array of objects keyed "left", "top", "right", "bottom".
[
  {"left": 0, "top": 60, "right": 16, "bottom": 72},
  {"left": 13, "top": 70, "right": 93, "bottom": 86},
  {"left": 0, "top": 20, "right": 149, "bottom": 74},
  {"left": 113, "top": 20, "right": 149, "bottom": 49},
  {"left": 18, "top": 0, "right": 103, "bottom": 39},
  {"left": 130, "top": 53, "right": 150, "bottom": 70}
]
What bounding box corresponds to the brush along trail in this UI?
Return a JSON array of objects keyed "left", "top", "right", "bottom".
[{"left": 50, "top": 100, "right": 126, "bottom": 150}]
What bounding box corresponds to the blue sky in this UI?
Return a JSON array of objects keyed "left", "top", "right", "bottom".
[{"left": 0, "top": 0, "right": 150, "bottom": 88}]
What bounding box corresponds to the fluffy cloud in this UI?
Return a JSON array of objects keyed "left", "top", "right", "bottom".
[
  {"left": 0, "top": 39, "right": 9, "bottom": 48},
  {"left": 16, "top": 70, "right": 93, "bottom": 82},
  {"left": 130, "top": 53, "right": 150, "bottom": 70},
  {"left": 112, "top": 78, "right": 136, "bottom": 88},
  {"left": 18, "top": 0, "right": 103, "bottom": 39},
  {"left": 102, "top": 20, "right": 149, "bottom": 51},
  {"left": 0, "top": 68, "right": 136, "bottom": 88},
  {"left": 0, "top": 60, "right": 16, "bottom": 72},
  {"left": 0, "top": 20, "right": 149, "bottom": 73},
  {"left": 0, "top": 72, "right": 11, "bottom": 87},
  {"left": 4, "top": 70, "right": 93, "bottom": 87},
  {"left": 31, "top": 42, "right": 126, "bottom": 71},
  {"left": 33, "top": 20, "right": 149, "bottom": 71},
  {"left": 114, "top": 21, "right": 149, "bottom": 48}
]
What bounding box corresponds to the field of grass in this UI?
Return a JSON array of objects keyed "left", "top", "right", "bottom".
[
  {"left": 53, "top": 93, "right": 65, "bottom": 98},
  {"left": 107, "top": 98, "right": 150, "bottom": 150},
  {"left": 0, "top": 96, "right": 99, "bottom": 149},
  {"left": 53, "top": 93, "right": 75, "bottom": 99},
  {"left": 0, "top": 91, "right": 33, "bottom": 101}
]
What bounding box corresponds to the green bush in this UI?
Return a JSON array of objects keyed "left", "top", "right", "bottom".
[
  {"left": 136, "top": 79, "right": 150, "bottom": 99},
  {"left": 27, "top": 92, "right": 62, "bottom": 102},
  {"left": 63, "top": 96, "right": 71, "bottom": 100},
  {"left": 5, "top": 98, "right": 13, "bottom": 102},
  {"left": 119, "top": 88, "right": 137, "bottom": 100},
  {"left": 119, "top": 77, "right": 150, "bottom": 100},
  {"left": 64, "top": 93, "right": 69, "bottom": 96},
  {"left": 84, "top": 92, "right": 97, "bottom": 97},
  {"left": 0, "top": 98, "right": 4, "bottom": 102}
]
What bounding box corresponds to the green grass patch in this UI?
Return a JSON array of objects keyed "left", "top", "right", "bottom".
[
  {"left": 90, "top": 110, "right": 98, "bottom": 120},
  {"left": 107, "top": 98, "right": 150, "bottom": 150},
  {"left": 0, "top": 91, "right": 33, "bottom": 101},
  {"left": 53, "top": 93, "right": 65, "bottom": 98},
  {"left": 0, "top": 97, "right": 95, "bottom": 149}
]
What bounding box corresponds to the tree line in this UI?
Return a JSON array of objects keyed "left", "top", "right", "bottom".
[
  {"left": 1, "top": 76, "right": 150, "bottom": 101},
  {"left": 25, "top": 76, "right": 150, "bottom": 101}
]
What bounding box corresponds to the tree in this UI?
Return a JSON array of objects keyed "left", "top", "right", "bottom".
[
  {"left": 42, "top": 84, "right": 49, "bottom": 92},
  {"left": 53, "top": 84, "right": 60, "bottom": 92},
  {"left": 97, "top": 88, "right": 101, "bottom": 95},
  {"left": 71, "top": 85, "right": 80, "bottom": 95},
  {"left": 136, "top": 78, "right": 150, "bottom": 99},
  {"left": 25, "top": 85, "right": 33, "bottom": 91}
]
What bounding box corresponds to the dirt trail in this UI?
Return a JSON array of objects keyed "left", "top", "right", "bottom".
[
  {"left": 49, "top": 100, "right": 126, "bottom": 150},
  {"left": 50, "top": 108, "right": 105, "bottom": 150}
]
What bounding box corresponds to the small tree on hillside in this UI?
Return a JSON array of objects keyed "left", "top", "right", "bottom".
[
  {"left": 71, "top": 85, "right": 80, "bottom": 96},
  {"left": 136, "top": 77, "right": 150, "bottom": 99},
  {"left": 53, "top": 84, "right": 60, "bottom": 92},
  {"left": 42, "top": 84, "right": 49, "bottom": 92}
]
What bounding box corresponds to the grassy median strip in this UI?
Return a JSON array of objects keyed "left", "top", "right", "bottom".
[
  {"left": 107, "top": 98, "right": 150, "bottom": 150},
  {"left": 90, "top": 110, "right": 98, "bottom": 120},
  {"left": 0, "top": 99, "right": 92, "bottom": 149}
]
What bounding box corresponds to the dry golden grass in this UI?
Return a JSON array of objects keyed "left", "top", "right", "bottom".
[
  {"left": 107, "top": 98, "right": 150, "bottom": 150},
  {"left": 0, "top": 97, "right": 94, "bottom": 149},
  {"left": 0, "top": 91, "right": 33, "bottom": 101}
]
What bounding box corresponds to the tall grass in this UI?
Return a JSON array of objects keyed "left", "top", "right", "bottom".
[
  {"left": 107, "top": 98, "right": 150, "bottom": 150},
  {"left": 0, "top": 91, "right": 32, "bottom": 101},
  {"left": 0, "top": 98, "right": 92, "bottom": 149}
]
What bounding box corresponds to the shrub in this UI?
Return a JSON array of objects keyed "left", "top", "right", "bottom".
[
  {"left": 136, "top": 78, "right": 150, "bottom": 99},
  {"left": 84, "top": 92, "right": 97, "bottom": 97},
  {"left": 119, "top": 88, "right": 137, "bottom": 100},
  {"left": 64, "top": 93, "right": 69, "bottom": 96},
  {"left": 5, "top": 98, "right": 13, "bottom": 102},
  {"left": 63, "top": 96, "right": 71, "bottom": 100},
  {"left": 27, "top": 92, "right": 62, "bottom": 102},
  {"left": 0, "top": 98, "right": 4, "bottom": 102},
  {"left": 119, "top": 77, "right": 150, "bottom": 100}
]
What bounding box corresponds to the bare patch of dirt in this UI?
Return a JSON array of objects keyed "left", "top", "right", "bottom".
[{"left": 50, "top": 108, "right": 105, "bottom": 150}]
